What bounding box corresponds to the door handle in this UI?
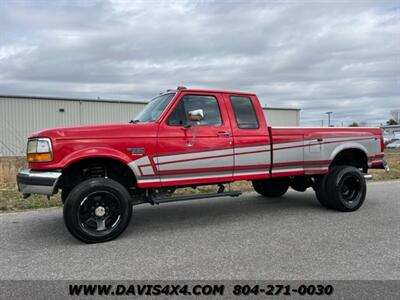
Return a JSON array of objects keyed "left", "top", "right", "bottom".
[{"left": 217, "top": 131, "right": 230, "bottom": 137}]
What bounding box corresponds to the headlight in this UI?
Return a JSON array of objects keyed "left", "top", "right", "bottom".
[{"left": 27, "top": 138, "right": 53, "bottom": 162}]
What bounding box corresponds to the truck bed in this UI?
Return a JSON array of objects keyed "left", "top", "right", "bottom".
[{"left": 269, "top": 127, "right": 384, "bottom": 177}]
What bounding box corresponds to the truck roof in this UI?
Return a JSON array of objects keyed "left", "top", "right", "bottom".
[
  {"left": 172, "top": 88, "right": 256, "bottom": 96},
  {"left": 169, "top": 88, "right": 301, "bottom": 110}
]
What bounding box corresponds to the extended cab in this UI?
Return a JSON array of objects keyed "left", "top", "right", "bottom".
[{"left": 17, "top": 88, "right": 388, "bottom": 243}]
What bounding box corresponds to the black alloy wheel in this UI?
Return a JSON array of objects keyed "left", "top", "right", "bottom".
[
  {"left": 325, "top": 166, "right": 366, "bottom": 212},
  {"left": 78, "top": 190, "right": 122, "bottom": 235},
  {"left": 63, "top": 178, "right": 132, "bottom": 243}
]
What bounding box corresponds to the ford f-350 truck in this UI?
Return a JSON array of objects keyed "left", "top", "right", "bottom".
[{"left": 17, "top": 88, "right": 387, "bottom": 243}]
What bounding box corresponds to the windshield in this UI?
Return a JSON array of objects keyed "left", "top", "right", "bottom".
[{"left": 133, "top": 93, "right": 175, "bottom": 122}]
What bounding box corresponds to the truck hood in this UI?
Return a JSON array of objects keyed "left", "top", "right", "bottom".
[{"left": 31, "top": 123, "right": 158, "bottom": 139}]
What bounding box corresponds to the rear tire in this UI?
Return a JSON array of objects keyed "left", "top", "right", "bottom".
[
  {"left": 252, "top": 177, "right": 289, "bottom": 197},
  {"left": 314, "top": 174, "right": 333, "bottom": 209},
  {"left": 325, "top": 166, "right": 366, "bottom": 212},
  {"left": 63, "top": 178, "right": 132, "bottom": 243}
]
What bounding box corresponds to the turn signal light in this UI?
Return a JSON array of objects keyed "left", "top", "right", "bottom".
[{"left": 27, "top": 153, "right": 52, "bottom": 162}]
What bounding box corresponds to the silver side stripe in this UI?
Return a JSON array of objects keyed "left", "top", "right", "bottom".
[
  {"left": 140, "top": 166, "right": 154, "bottom": 176},
  {"left": 138, "top": 172, "right": 231, "bottom": 183},
  {"left": 303, "top": 136, "right": 377, "bottom": 145},
  {"left": 128, "top": 135, "right": 380, "bottom": 181},
  {"left": 234, "top": 145, "right": 269, "bottom": 154},
  {"left": 128, "top": 156, "right": 153, "bottom": 176},
  {"left": 156, "top": 144, "right": 272, "bottom": 164},
  {"left": 273, "top": 140, "right": 304, "bottom": 149},
  {"left": 233, "top": 170, "right": 269, "bottom": 176},
  {"left": 271, "top": 168, "right": 303, "bottom": 173},
  {"left": 158, "top": 156, "right": 233, "bottom": 171},
  {"left": 272, "top": 136, "right": 377, "bottom": 150},
  {"left": 235, "top": 152, "right": 270, "bottom": 166},
  {"left": 156, "top": 148, "right": 234, "bottom": 164}
]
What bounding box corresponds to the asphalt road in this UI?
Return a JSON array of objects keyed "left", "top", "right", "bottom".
[{"left": 0, "top": 180, "right": 399, "bottom": 280}]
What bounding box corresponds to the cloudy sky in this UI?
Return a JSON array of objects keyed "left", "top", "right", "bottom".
[{"left": 0, "top": 0, "right": 399, "bottom": 126}]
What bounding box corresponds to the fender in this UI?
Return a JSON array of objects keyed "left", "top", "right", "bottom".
[
  {"left": 329, "top": 141, "right": 369, "bottom": 161},
  {"left": 59, "top": 147, "right": 134, "bottom": 169}
]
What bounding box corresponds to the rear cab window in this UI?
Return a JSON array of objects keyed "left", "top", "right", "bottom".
[{"left": 229, "top": 95, "right": 259, "bottom": 129}]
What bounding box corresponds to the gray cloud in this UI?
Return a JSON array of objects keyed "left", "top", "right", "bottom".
[{"left": 0, "top": 0, "right": 399, "bottom": 126}]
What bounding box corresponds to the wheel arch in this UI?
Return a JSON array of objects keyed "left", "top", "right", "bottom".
[
  {"left": 58, "top": 156, "right": 137, "bottom": 191},
  {"left": 59, "top": 147, "right": 133, "bottom": 168},
  {"left": 329, "top": 144, "right": 368, "bottom": 171}
]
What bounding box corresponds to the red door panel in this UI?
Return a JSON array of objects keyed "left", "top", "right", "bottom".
[
  {"left": 157, "top": 92, "right": 234, "bottom": 187},
  {"left": 223, "top": 94, "right": 271, "bottom": 180}
]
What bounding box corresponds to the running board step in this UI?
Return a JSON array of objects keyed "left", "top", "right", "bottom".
[{"left": 152, "top": 191, "right": 242, "bottom": 204}]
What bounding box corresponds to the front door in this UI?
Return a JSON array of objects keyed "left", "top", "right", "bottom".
[{"left": 156, "top": 92, "right": 234, "bottom": 187}]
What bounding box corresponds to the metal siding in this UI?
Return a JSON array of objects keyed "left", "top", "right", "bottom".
[
  {"left": 80, "top": 101, "right": 145, "bottom": 124},
  {"left": 263, "top": 108, "right": 300, "bottom": 126},
  {"left": 0, "top": 97, "right": 82, "bottom": 156}
]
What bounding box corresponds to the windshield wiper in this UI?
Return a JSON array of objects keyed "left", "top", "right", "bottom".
[{"left": 129, "top": 119, "right": 140, "bottom": 124}]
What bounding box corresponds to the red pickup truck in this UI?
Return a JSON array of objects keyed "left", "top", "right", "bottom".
[{"left": 17, "top": 88, "right": 387, "bottom": 243}]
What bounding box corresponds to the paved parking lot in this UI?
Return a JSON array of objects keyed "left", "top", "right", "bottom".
[{"left": 0, "top": 180, "right": 399, "bottom": 280}]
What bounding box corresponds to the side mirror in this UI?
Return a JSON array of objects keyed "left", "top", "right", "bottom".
[
  {"left": 188, "top": 109, "right": 204, "bottom": 122},
  {"left": 185, "top": 109, "right": 204, "bottom": 146}
]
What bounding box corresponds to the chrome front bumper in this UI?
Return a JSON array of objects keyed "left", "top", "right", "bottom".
[{"left": 16, "top": 169, "right": 62, "bottom": 197}]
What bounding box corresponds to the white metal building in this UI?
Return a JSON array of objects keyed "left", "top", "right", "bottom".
[
  {"left": 262, "top": 107, "right": 300, "bottom": 127},
  {"left": 381, "top": 125, "right": 400, "bottom": 136},
  {"left": 0, "top": 94, "right": 300, "bottom": 156}
]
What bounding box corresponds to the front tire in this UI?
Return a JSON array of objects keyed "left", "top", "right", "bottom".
[
  {"left": 325, "top": 166, "right": 366, "bottom": 212},
  {"left": 63, "top": 178, "right": 132, "bottom": 243},
  {"left": 61, "top": 188, "right": 71, "bottom": 204},
  {"left": 252, "top": 177, "right": 289, "bottom": 197}
]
